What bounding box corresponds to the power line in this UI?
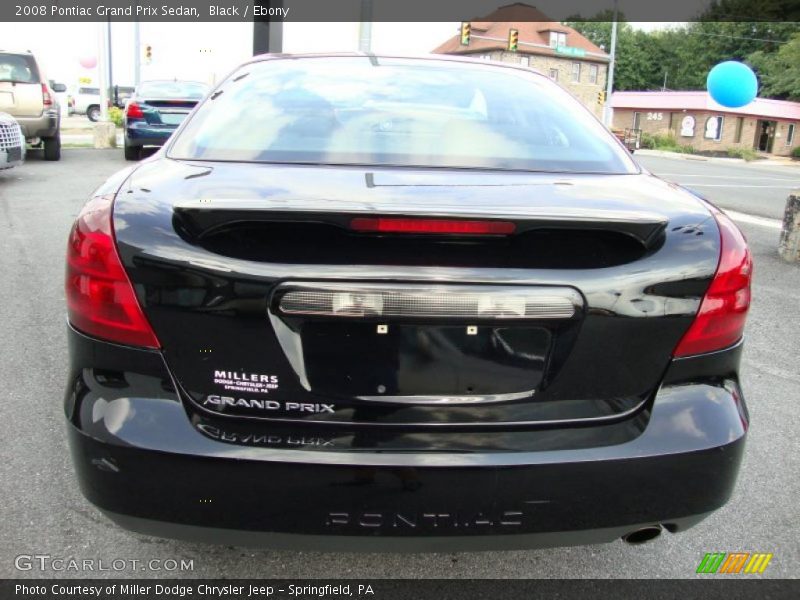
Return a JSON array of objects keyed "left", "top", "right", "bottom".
[{"left": 684, "top": 30, "right": 793, "bottom": 44}]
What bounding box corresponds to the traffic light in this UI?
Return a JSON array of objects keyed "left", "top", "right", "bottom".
[
  {"left": 144, "top": 45, "right": 153, "bottom": 65},
  {"left": 460, "top": 22, "right": 471, "bottom": 46},
  {"left": 508, "top": 28, "right": 519, "bottom": 52},
  {"left": 597, "top": 90, "right": 606, "bottom": 104}
]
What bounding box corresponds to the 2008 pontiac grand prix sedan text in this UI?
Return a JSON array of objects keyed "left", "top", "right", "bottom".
[{"left": 64, "top": 54, "right": 751, "bottom": 551}]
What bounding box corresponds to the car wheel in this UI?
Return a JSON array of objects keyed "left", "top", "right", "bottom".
[
  {"left": 43, "top": 135, "right": 61, "bottom": 161},
  {"left": 87, "top": 106, "right": 101, "bottom": 122},
  {"left": 124, "top": 142, "right": 141, "bottom": 161}
]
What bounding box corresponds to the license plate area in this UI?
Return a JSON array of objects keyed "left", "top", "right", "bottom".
[
  {"left": 158, "top": 111, "right": 187, "bottom": 125},
  {"left": 302, "top": 322, "right": 550, "bottom": 399},
  {"left": 269, "top": 282, "right": 583, "bottom": 405}
]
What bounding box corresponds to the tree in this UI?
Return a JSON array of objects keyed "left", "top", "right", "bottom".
[
  {"left": 567, "top": 19, "right": 799, "bottom": 95},
  {"left": 749, "top": 32, "right": 800, "bottom": 100},
  {"left": 566, "top": 20, "right": 665, "bottom": 91}
]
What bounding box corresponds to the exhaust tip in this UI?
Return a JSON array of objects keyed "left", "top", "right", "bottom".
[{"left": 622, "top": 525, "right": 663, "bottom": 545}]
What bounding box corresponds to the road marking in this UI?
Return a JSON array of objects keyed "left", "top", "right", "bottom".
[
  {"left": 658, "top": 173, "right": 800, "bottom": 182},
  {"left": 723, "top": 209, "right": 782, "bottom": 230},
  {"left": 683, "top": 184, "right": 795, "bottom": 188}
]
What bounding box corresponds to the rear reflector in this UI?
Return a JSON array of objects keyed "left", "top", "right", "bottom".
[
  {"left": 65, "top": 194, "right": 160, "bottom": 348},
  {"left": 351, "top": 217, "right": 516, "bottom": 235},
  {"left": 277, "top": 284, "right": 579, "bottom": 320},
  {"left": 673, "top": 210, "right": 752, "bottom": 357}
]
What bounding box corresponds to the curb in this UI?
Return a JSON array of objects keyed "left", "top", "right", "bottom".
[{"left": 636, "top": 149, "right": 799, "bottom": 168}]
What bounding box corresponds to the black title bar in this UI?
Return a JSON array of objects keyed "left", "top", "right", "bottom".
[
  {"left": 2, "top": 579, "right": 799, "bottom": 600},
  {"left": 3, "top": 0, "right": 799, "bottom": 22}
]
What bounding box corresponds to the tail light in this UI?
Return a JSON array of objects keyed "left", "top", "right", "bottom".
[
  {"left": 65, "top": 194, "right": 160, "bottom": 348},
  {"left": 125, "top": 102, "right": 144, "bottom": 120},
  {"left": 351, "top": 217, "right": 516, "bottom": 235},
  {"left": 41, "top": 84, "right": 53, "bottom": 108},
  {"left": 673, "top": 210, "right": 752, "bottom": 357}
]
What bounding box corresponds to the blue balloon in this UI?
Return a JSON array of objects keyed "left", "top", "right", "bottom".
[{"left": 707, "top": 61, "right": 758, "bottom": 108}]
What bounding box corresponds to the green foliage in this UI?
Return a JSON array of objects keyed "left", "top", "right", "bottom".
[
  {"left": 566, "top": 19, "right": 799, "bottom": 98},
  {"left": 792, "top": 145, "right": 800, "bottom": 158},
  {"left": 638, "top": 132, "right": 696, "bottom": 154},
  {"left": 726, "top": 147, "right": 759, "bottom": 161},
  {"left": 749, "top": 33, "right": 800, "bottom": 100},
  {"left": 108, "top": 106, "right": 124, "bottom": 128},
  {"left": 639, "top": 132, "right": 656, "bottom": 149}
]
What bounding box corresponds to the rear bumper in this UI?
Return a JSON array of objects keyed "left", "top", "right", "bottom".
[
  {"left": 16, "top": 111, "right": 59, "bottom": 139},
  {"left": 124, "top": 123, "right": 176, "bottom": 147},
  {"left": 65, "top": 327, "right": 748, "bottom": 551}
]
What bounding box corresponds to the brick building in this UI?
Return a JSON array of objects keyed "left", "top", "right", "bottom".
[
  {"left": 611, "top": 91, "right": 800, "bottom": 157},
  {"left": 432, "top": 3, "right": 610, "bottom": 117}
]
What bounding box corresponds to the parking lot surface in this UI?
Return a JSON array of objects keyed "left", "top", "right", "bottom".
[
  {"left": 637, "top": 154, "right": 799, "bottom": 220},
  {"left": 0, "top": 150, "right": 798, "bottom": 578}
]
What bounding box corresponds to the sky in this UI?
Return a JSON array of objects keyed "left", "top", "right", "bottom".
[{"left": 0, "top": 21, "right": 668, "bottom": 91}]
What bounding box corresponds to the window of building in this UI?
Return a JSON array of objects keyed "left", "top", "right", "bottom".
[
  {"left": 704, "top": 116, "right": 724, "bottom": 141},
  {"left": 787, "top": 123, "right": 795, "bottom": 145},
  {"left": 589, "top": 64, "right": 598, "bottom": 84},
  {"left": 571, "top": 62, "right": 581, "bottom": 83},
  {"left": 549, "top": 68, "right": 559, "bottom": 81},
  {"left": 633, "top": 112, "right": 642, "bottom": 130},
  {"left": 549, "top": 31, "right": 567, "bottom": 48},
  {"left": 520, "top": 56, "right": 530, "bottom": 67},
  {"left": 734, "top": 117, "right": 744, "bottom": 143}
]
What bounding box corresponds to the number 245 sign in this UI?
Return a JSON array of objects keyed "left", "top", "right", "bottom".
[{"left": 646, "top": 112, "right": 663, "bottom": 121}]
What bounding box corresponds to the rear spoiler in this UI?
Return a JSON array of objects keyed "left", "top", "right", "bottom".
[{"left": 172, "top": 199, "right": 669, "bottom": 249}]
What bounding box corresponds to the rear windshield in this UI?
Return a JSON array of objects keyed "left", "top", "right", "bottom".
[
  {"left": 0, "top": 53, "right": 40, "bottom": 84},
  {"left": 169, "top": 57, "right": 636, "bottom": 174},
  {"left": 138, "top": 81, "right": 208, "bottom": 100}
]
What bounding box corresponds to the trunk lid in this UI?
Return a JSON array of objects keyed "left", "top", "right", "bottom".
[
  {"left": 137, "top": 98, "right": 198, "bottom": 127},
  {"left": 113, "top": 160, "right": 720, "bottom": 428}
]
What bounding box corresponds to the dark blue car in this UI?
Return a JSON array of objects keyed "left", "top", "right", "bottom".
[{"left": 123, "top": 80, "right": 208, "bottom": 160}]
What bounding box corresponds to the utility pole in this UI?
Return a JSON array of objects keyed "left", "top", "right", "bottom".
[
  {"left": 603, "top": 0, "right": 618, "bottom": 127},
  {"left": 662, "top": 70, "right": 668, "bottom": 91},
  {"left": 358, "top": 0, "right": 373, "bottom": 52},
  {"left": 97, "top": 22, "right": 110, "bottom": 121},
  {"left": 106, "top": 18, "right": 114, "bottom": 104},
  {"left": 253, "top": 1, "right": 283, "bottom": 54},
  {"left": 134, "top": 5, "right": 141, "bottom": 87}
]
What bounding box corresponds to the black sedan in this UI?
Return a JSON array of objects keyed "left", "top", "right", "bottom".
[{"left": 65, "top": 54, "right": 751, "bottom": 551}]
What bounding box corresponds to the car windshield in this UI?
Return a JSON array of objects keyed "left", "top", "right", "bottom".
[
  {"left": 169, "top": 57, "right": 637, "bottom": 174},
  {"left": 138, "top": 81, "right": 208, "bottom": 100},
  {"left": 0, "top": 53, "right": 40, "bottom": 84}
]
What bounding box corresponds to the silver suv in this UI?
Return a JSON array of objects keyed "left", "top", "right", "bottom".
[{"left": 0, "top": 50, "right": 61, "bottom": 160}]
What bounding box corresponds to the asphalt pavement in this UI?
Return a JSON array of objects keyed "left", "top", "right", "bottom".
[
  {"left": 637, "top": 153, "right": 800, "bottom": 221},
  {"left": 0, "top": 149, "right": 798, "bottom": 579}
]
